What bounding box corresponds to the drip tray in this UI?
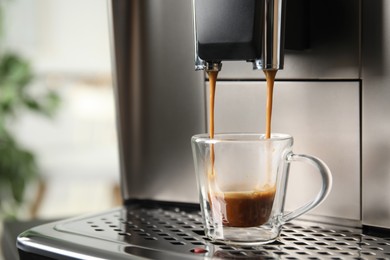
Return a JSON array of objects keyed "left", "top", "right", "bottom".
[{"left": 18, "top": 200, "right": 390, "bottom": 259}]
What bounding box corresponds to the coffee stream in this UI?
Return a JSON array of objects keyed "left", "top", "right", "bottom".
[
  {"left": 264, "top": 70, "right": 278, "bottom": 185},
  {"left": 208, "top": 71, "right": 218, "bottom": 177},
  {"left": 264, "top": 70, "right": 278, "bottom": 139},
  {"left": 207, "top": 69, "right": 277, "bottom": 227}
]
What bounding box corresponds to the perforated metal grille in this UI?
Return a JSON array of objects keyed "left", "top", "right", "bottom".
[{"left": 56, "top": 202, "right": 390, "bottom": 259}]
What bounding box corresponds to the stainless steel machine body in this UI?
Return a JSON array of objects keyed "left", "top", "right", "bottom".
[
  {"left": 362, "top": 0, "right": 390, "bottom": 229},
  {"left": 109, "top": 0, "right": 205, "bottom": 203},
  {"left": 16, "top": 0, "right": 390, "bottom": 259}
]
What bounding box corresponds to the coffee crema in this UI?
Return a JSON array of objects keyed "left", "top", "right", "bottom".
[{"left": 209, "top": 186, "right": 276, "bottom": 227}]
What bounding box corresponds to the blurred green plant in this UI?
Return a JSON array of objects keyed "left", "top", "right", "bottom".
[{"left": 0, "top": 50, "right": 60, "bottom": 218}]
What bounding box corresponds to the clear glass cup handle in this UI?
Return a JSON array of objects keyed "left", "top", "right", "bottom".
[{"left": 281, "top": 153, "right": 332, "bottom": 223}]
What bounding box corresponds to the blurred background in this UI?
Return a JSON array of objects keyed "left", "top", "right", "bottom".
[{"left": 0, "top": 0, "right": 118, "bottom": 257}]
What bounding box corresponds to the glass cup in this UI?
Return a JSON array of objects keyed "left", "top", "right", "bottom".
[{"left": 191, "top": 133, "right": 332, "bottom": 245}]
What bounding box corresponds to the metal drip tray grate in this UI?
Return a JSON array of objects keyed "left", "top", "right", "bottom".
[{"left": 18, "top": 200, "right": 390, "bottom": 259}]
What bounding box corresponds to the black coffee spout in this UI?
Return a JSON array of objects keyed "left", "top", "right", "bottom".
[{"left": 193, "top": 0, "right": 286, "bottom": 72}]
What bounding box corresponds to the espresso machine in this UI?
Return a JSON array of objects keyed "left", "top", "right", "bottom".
[{"left": 16, "top": 0, "right": 390, "bottom": 259}]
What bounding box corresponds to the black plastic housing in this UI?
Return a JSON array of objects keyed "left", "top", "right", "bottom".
[{"left": 195, "top": 0, "right": 264, "bottom": 61}]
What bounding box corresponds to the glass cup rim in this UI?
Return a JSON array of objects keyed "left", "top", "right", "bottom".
[{"left": 192, "top": 133, "right": 292, "bottom": 144}]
